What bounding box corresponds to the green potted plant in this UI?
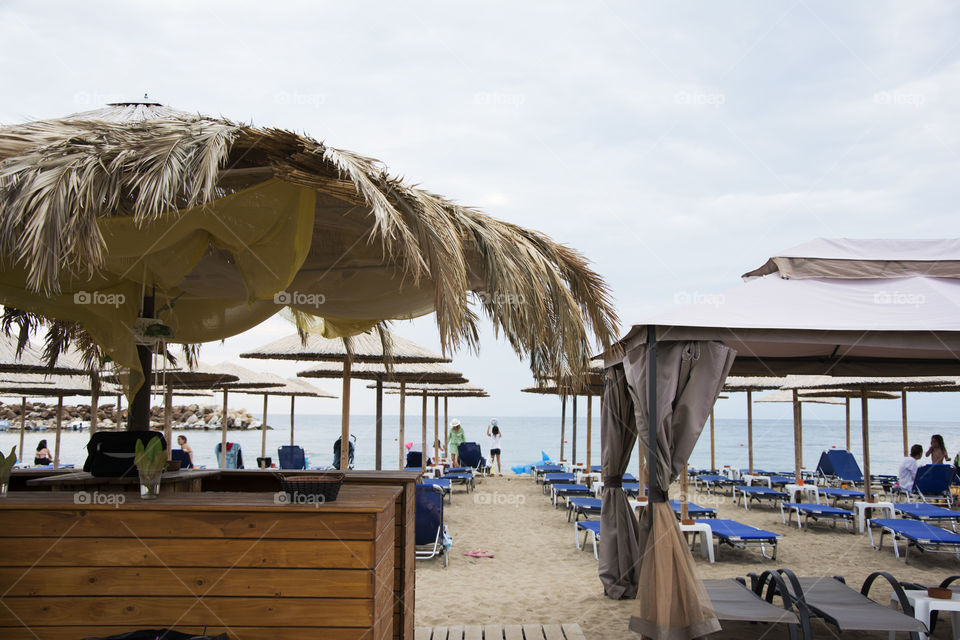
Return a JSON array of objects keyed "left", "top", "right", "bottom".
[
  {"left": 0, "top": 447, "right": 16, "bottom": 498},
  {"left": 134, "top": 437, "right": 166, "bottom": 499}
]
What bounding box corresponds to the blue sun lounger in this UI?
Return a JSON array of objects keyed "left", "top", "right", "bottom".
[
  {"left": 622, "top": 482, "right": 643, "bottom": 497},
  {"left": 552, "top": 483, "right": 592, "bottom": 507},
  {"left": 768, "top": 475, "right": 794, "bottom": 487},
  {"left": 575, "top": 520, "right": 601, "bottom": 560},
  {"left": 780, "top": 502, "right": 854, "bottom": 530},
  {"left": 696, "top": 474, "right": 735, "bottom": 494},
  {"left": 533, "top": 464, "right": 564, "bottom": 481},
  {"left": 542, "top": 472, "right": 576, "bottom": 494},
  {"left": 869, "top": 517, "right": 960, "bottom": 561},
  {"left": 415, "top": 484, "right": 450, "bottom": 567},
  {"left": 442, "top": 471, "right": 474, "bottom": 493},
  {"left": 817, "top": 487, "right": 864, "bottom": 505},
  {"left": 420, "top": 478, "right": 452, "bottom": 504},
  {"left": 894, "top": 503, "right": 960, "bottom": 532},
  {"left": 699, "top": 518, "right": 780, "bottom": 560},
  {"left": 734, "top": 485, "right": 787, "bottom": 510},
  {"left": 567, "top": 496, "right": 601, "bottom": 522},
  {"left": 670, "top": 499, "right": 717, "bottom": 519},
  {"left": 905, "top": 464, "right": 955, "bottom": 506}
]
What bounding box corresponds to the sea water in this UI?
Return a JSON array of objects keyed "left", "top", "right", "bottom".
[{"left": 4, "top": 415, "right": 959, "bottom": 474}]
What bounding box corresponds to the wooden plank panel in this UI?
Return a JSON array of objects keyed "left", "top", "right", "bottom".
[
  {"left": 560, "top": 624, "right": 587, "bottom": 640},
  {"left": 0, "top": 597, "right": 374, "bottom": 627},
  {"left": 0, "top": 509, "right": 377, "bottom": 540},
  {"left": 504, "top": 624, "right": 525, "bottom": 640},
  {"left": 0, "top": 567, "right": 373, "bottom": 598},
  {"left": 483, "top": 624, "right": 503, "bottom": 640},
  {"left": 522, "top": 625, "right": 545, "bottom": 640},
  {"left": 1, "top": 537, "right": 375, "bottom": 569},
  {"left": 0, "top": 627, "right": 375, "bottom": 640},
  {"left": 542, "top": 624, "right": 565, "bottom": 640},
  {"left": 431, "top": 626, "right": 448, "bottom": 640}
]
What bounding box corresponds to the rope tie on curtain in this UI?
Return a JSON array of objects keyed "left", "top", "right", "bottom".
[
  {"left": 606, "top": 475, "right": 622, "bottom": 488},
  {"left": 648, "top": 486, "right": 668, "bottom": 503},
  {"left": 682, "top": 342, "right": 701, "bottom": 361}
]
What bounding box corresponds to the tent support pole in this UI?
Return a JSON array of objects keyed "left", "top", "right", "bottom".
[
  {"left": 421, "top": 391, "right": 427, "bottom": 471},
  {"left": 398, "top": 381, "right": 406, "bottom": 470},
  {"left": 128, "top": 293, "right": 154, "bottom": 431},
  {"left": 444, "top": 397, "right": 449, "bottom": 454},
  {"left": 845, "top": 397, "right": 851, "bottom": 451},
  {"left": 586, "top": 394, "right": 593, "bottom": 471},
  {"left": 798, "top": 401, "right": 803, "bottom": 467},
  {"left": 680, "top": 461, "right": 689, "bottom": 521},
  {"left": 261, "top": 394, "right": 268, "bottom": 460},
  {"left": 901, "top": 390, "right": 908, "bottom": 458},
  {"left": 220, "top": 390, "right": 228, "bottom": 468},
  {"left": 433, "top": 395, "right": 439, "bottom": 464},
  {"left": 560, "top": 395, "right": 566, "bottom": 462},
  {"left": 746, "top": 390, "right": 753, "bottom": 474},
  {"left": 792, "top": 389, "right": 801, "bottom": 484},
  {"left": 164, "top": 385, "right": 173, "bottom": 461},
  {"left": 647, "top": 328, "right": 658, "bottom": 493},
  {"left": 375, "top": 379, "right": 383, "bottom": 470},
  {"left": 18, "top": 397, "right": 26, "bottom": 463},
  {"left": 340, "top": 360, "right": 351, "bottom": 471},
  {"left": 861, "top": 386, "right": 872, "bottom": 503},
  {"left": 709, "top": 408, "right": 715, "bottom": 472},
  {"left": 572, "top": 394, "right": 578, "bottom": 465}
]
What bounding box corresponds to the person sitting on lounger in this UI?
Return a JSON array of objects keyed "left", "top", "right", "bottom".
[
  {"left": 897, "top": 444, "right": 923, "bottom": 493},
  {"left": 177, "top": 435, "right": 193, "bottom": 467},
  {"left": 926, "top": 434, "right": 949, "bottom": 465},
  {"left": 34, "top": 439, "right": 52, "bottom": 466}
]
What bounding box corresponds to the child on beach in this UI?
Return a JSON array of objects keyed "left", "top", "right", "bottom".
[
  {"left": 34, "top": 440, "right": 51, "bottom": 466},
  {"left": 926, "top": 434, "right": 949, "bottom": 465},
  {"left": 897, "top": 444, "right": 923, "bottom": 493},
  {"left": 487, "top": 419, "right": 503, "bottom": 475}
]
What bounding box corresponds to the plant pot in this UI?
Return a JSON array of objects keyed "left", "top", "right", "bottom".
[{"left": 138, "top": 468, "right": 163, "bottom": 499}]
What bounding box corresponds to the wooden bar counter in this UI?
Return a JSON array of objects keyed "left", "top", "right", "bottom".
[{"left": 0, "top": 486, "right": 400, "bottom": 640}]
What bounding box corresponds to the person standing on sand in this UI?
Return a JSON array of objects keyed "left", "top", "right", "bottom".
[
  {"left": 448, "top": 420, "right": 466, "bottom": 466},
  {"left": 926, "top": 434, "right": 949, "bottom": 465},
  {"left": 487, "top": 419, "right": 503, "bottom": 475}
]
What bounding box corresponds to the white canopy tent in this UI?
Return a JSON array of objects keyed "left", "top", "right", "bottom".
[{"left": 603, "top": 238, "right": 960, "bottom": 640}]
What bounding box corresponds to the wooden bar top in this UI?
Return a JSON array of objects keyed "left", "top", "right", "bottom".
[
  {"left": 0, "top": 486, "right": 402, "bottom": 512},
  {"left": 25, "top": 469, "right": 220, "bottom": 487}
]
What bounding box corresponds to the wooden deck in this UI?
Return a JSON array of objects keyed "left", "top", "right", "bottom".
[{"left": 414, "top": 624, "right": 586, "bottom": 640}]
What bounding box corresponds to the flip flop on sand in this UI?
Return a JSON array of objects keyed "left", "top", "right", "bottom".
[{"left": 463, "top": 549, "right": 494, "bottom": 558}]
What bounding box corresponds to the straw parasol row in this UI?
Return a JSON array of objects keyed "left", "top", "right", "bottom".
[
  {"left": 242, "top": 330, "right": 451, "bottom": 470},
  {"left": 0, "top": 101, "right": 618, "bottom": 435}
]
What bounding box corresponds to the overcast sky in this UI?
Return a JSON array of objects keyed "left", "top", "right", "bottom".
[{"left": 3, "top": 1, "right": 960, "bottom": 422}]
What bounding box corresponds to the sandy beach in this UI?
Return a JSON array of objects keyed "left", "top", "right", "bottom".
[{"left": 416, "top": 474, "right": 960, "bottom": 639}]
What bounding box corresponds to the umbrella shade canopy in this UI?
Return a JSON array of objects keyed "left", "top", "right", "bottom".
[
  {"left": 0, "top": 373, "right": 99, "bottom": 396},
  {"left": 298, "top": 361, "right": 465, "bottom": 384},
  {"left": 383, "top": 389, "right": 489, "bottom": 398},
  {"left": 0, "top": 334, "right": 86, "bottom": 375},
  {"left": 242, "top": 331, "right": 450, "bottom": 364},
  {"left": 202, "top": 363, "right": 289, "bottom": 391},
  {"left": 0, "top": 101, "right": 617, "bottom": 395},
  {"left": 779, "top": 374, "right": 958, "bottom": 392},
  {"left": 722, "top": 376, "right": 788, "bottom": 392},
  {"left": 378, "top": 382, "right": 486, "bottom": 395},
  {"left": 106, "top": 363, "right": 239, "bottom": 389},
  {"left": 755, "top": 390, "right": 846, "bottom": 404},
  {"left": 230, "top": 376, "right": 336, "bottom": 398}
]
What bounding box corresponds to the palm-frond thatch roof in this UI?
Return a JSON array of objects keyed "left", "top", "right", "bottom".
[{"left": 0, "top": 102, "right": 619, "bottom": 391}]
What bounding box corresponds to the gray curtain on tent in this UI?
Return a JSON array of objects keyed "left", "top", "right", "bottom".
[
  {"left": 598, "top": 363, "right": 641, "bottom": 599},
  {"left": 623, "top": 338, "right": 735, "bottom": 640}
]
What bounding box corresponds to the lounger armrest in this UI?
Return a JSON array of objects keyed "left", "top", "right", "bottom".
[
  {"left": 862, "top": 571, "right": 914, "bottom": 618},
  {"left": 940, "top": 575, "right": 960, "bottom": 589}
]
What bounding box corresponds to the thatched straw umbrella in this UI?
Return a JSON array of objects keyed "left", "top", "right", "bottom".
[
  {"left": 722, "top": 376, "right": 788, "bottom": 474},
  {"left": 380, "top": 383, "right": 488, "bottom": 468},
  {"left": 0, "top": 373, "right": 112, "bottom": 468},
  {"left": 299, "top": 361, "right": 463, "bottom": 469},
  {"left": 779, "top": 375, "right": 955, "bottom": 495},
  {"left": 241, "top": 331, "right": 451, "bottom": 470},
  {"left": 230, "top": 376, "right": 336, "bottom": 463},
  {"left": 0, "top": 101, "right": 618, "bottom": 439}
]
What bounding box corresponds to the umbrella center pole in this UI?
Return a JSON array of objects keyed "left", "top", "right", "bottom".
[
  {"left": 398, "top": 382, "right": 406, "bottom": 470},
  {"left": 128, "top": 293, "right": 155, "bottom": 431}
]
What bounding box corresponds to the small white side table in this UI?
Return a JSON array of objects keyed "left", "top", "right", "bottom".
[
  {"left": 679, "top": 521, "right": 715, "bottom": 563},
  {"left": 784, "top": 483, "right": 820, "bottom": 503},
  {"left": 855, "top": 500, "right": 896, "bottom": 534},
  {"left": 578, "top": 471, "right": 601, "bottom": 487},
  {"left": 890, "top": 589, "right": 960, "bottom": 640},
  {"left": 742, "top": 474, "right": 772, "bottom": 488}
]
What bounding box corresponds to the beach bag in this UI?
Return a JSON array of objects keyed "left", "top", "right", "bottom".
[
  {"left": 83, "top": 631, "right": 228, "bottom": 640},
  {"left": 83, "top": 431, "right": 167, "bottom": 477}
]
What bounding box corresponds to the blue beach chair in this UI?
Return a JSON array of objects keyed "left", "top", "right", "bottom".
[
  {"left": 542, "top": 472, "right": 576, "bottom": 494},
  {"left": 566, "top": 496, "right": 601, "bottom": 522},
  {"left": 869, "top": 517, "right": 960, "bottom": 562},
  {"left": 170, "top": 449, "right": 192, "bottom": 469},
  {"left": 817, "top": 486, "right": 865, "bottom": 505},
  {"left": 780, "top": 502, "right": 854, "bottom": 530},
  {"left": 458, "top": 442, "right": 487, "bottom": 476},
  {"left": 816, "top": 449, "right": 863, "bottom": 485},
  {"left": 734, "top": 485, "right": 787, "bottom": 510},
  {"left": 277, "top": 445, "right": 306, "bottom": 470},
  {"left": 700, "top": 518, "right": 781, "bottom": 560},
  {"left": 533, "top": 465, "right": 564, "bottom": 482},
  {"left": 552, "top": 483, "right": 592, "bottom": 508},
  {"left": 912, "top": 464, "right": 954, "bottom": 505},
  {"left": 575, "top": 520, "right": 601, "bottom": 559},
  {"left": 696, "top": 474, "right": 734, "bottom": 494},
  {"left": 416, "top": 484, "right": 450, "bottom": 567},
  {"left": 421, "top": 478, "right": 452, "bottom": 504},
  {"left": 670, "top": 499, "right": 717, "bottom": 519},
  {"left": 442, "top": 470, "right": 474, "bottom": 493},
  {"left": 894, "top": 502, "right": 960, "bottom": 532},
  {"left": 214, "top": 442, "right": 244, "bottom": 469}
]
